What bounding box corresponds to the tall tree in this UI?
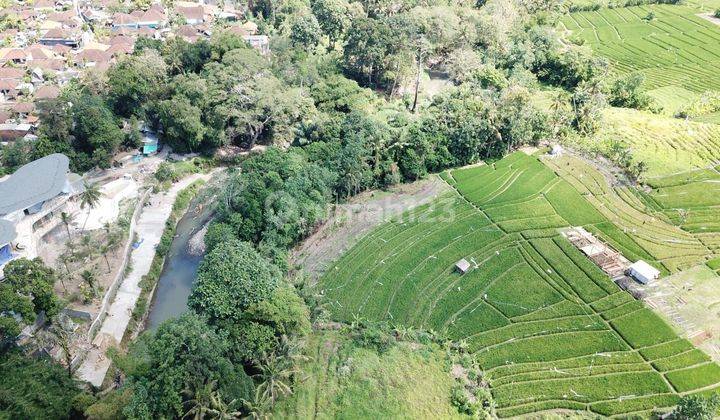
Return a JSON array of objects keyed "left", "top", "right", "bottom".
[
  {"left": 2, "top": 258, "right": 60, "bottom": 320},
  {"left": 106, "top": 50, "right": 168, "bottom": 118},
  {"left": 80, "top": 182, "right": 102, "bottom": 232},
  {"left": 60, "top": 212, "right": 74, "bottom": 240},
  {"left": 120, "top": 313, "right": 254, "bottom": 419},
  {"left": 312, "top": 0, "right": 351, "bottom": 47}
]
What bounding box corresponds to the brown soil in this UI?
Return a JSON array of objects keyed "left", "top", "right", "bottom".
[
  {"left": 39, "top": 199, "right": 137, "bottom": 320},
  {"left": 292, "top": 176, "right": 451, "bottom": 282}
]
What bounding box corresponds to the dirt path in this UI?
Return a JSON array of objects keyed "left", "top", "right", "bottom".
[
  {"left": 697, "top": 12, "right": 720, "bottom": 27},
  {"left": 76, "top": 173, "right": 212, "bottom": 387},
  {"left": 292, "top": 176, "right": 450, "bottom": 281}
]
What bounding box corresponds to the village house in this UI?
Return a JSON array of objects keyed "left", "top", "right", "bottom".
[
  {"left": 34, "top": 85, "right": 61, "bottom": 100},
  {"left": 39, "top": 28, "right": 81, "bottom": 48},
  {"left": 177, "top": 5, "right": 205, "bottom": 25},
  {"left": 138, "top": 6, "right": 166, "bottom": 28},
  {"left": 111, "top": 12, "right": 139, "bottom": 30}
]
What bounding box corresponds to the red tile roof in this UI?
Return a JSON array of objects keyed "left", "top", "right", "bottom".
[
  {"left": 0, "top": 79, "right": 19, "bottom": 91},
  {"left": 4, "top": 49, "right": 27, "bottom": 61},
  {"left": 11, "top": 102, "right": 34, "bottom": 113},
  {"left": 35, "top": 85, "right": 60, "bottom": 99},
  {"left": 0, "top": 68, "right": 24, "bottom": 79},
  {"left": 178, "top": 6, "right": 203, "bottom": 21}
]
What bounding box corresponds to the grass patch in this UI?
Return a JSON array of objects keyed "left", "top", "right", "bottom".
[
  {"left": 273, "top": 331, "right": 462, "bottom": 419},
  {"left": 665, "top": 363, "right": 720, "bottom": 392}
]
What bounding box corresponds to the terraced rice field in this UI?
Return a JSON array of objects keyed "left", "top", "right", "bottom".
[
  {"left": 591, "top": 108, "right": 720, "bottom": 177},
  {"left": 561, "top": 5, "right": 720, "bottom": 93},
  {"left": 319, "top": 153, "right": 720, "bottom": 417},
  {"left": 544, "top": 154, "right": 715, "bottom": 273},
  {"left": 642, "top": 168, "right": 720, "bottom": 252}
]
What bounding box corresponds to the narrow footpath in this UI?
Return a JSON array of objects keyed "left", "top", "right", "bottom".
[{"left": 77, "top": 173, "right": 211, "bottom": 387}]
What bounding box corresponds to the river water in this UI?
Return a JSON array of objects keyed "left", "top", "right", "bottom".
[{"left": 146, "top": 192, "right": 214, "bottom": 329}]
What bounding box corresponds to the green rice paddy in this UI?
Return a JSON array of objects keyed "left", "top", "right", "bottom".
[
  {"left": 318, "top": 153, "right": 720, "bottom": 417},
  {"left": 561, "top": 4, "right": 720, "bottom": 93},
  {"left": 590, "top": 108, "right": 720, "bottom": 178}
]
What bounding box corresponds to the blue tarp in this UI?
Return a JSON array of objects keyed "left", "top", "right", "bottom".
[{"left": 0, "top": 244, "right": 13, "bottom": 265}]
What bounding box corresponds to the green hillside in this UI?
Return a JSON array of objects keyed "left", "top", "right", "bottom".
[{"left": 319, "top": 153, "right": 720, "bottom": 417}]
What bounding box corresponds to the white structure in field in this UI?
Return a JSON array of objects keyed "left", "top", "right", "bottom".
[
  {"left": 78, "top": 176, "right": 138, "bottom": 231},
  {"left": 455, "top": 258, "right": 470, "bottom": 274},
  {"left": 627, "top": 260, "right": 660, "bottom": 284}
]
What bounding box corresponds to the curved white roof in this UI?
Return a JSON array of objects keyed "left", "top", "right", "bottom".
[{"left": 0, "top": 153, "right": 69, "bottom": 216}]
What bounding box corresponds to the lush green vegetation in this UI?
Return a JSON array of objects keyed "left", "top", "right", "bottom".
[
  {"left": 273, "top": 330, "right": 463, "bottom": 419},
  {"left": 319, "top": 152, "right": 720, "bottom": 416},
  {"left": 0, "top": 350, "right": 93, "bottom": 419},
  {"left": 561, "top": 4, "right": 720, "bottom": 93},
  {"left": 585, "top": 108, "right": 720, "bottom": 178},
  {"left": 3, "top": 0, "right": 719, "bottom": 415}
]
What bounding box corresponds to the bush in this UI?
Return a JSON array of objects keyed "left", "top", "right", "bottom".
[{"left": 154, "top": 162, "right": 177, "bottom": 183}]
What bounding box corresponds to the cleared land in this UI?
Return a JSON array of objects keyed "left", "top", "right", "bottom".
[
  {"left": 642, "top": 264, "right": 720, "bottom": 361},
  {"left": 292, "top": 177, "right": 449, "bottom": 279},
  {"left": 319, "top": 152, "right": 720, "bottom": 417},
  {"left": 561, "top": 5, "right": 720, "bottom": 94}
]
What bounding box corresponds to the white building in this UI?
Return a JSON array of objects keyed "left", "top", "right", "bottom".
[
  {"left": 627, "top": 260, "right": 660, "bottom": 284},
  {"left": 0, "top": 154, "right": 82, "bottom": 275}
]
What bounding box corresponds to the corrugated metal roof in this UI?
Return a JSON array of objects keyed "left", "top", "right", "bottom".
[
  {"left": 0, "top": 219, "right": 16, "bottom": 245},
  {"left": 0, "top": 153, "right": 69, "bottom": 216}
]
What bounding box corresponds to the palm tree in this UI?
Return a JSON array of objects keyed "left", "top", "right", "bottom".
[
  {"left": 106, "top": 230, "right": 122, "bottom": 256},
  {"left": 183, "top": 380, "right": 243, "bottom": 420},
  {"left": 60, "top": 211, "right": 74, "bottom": 240},
  {"left": 100, "top": 244, "right": 112, "bottom": 273},
  {"left": 56, "top": 254, "right": 71, "bottom": 292},
  {"left": 34, "top": 316, "right": 75, "bottom": 378},
  {"left": 241, "top": 394, "right": 270, "bottom": 420},
  {"left": 253, "top": 352, "right": 297, "bottom": 406},
  {"left": 80, "top": 182, "right": 102, "bottom": 233}
]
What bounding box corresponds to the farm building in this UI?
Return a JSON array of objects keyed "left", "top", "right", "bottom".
[
  {"left": 627, "top": 260, "right": 660, "bottom": 284},
  {"left": 455, "top": 258, "right": 470, "bottom": 274}
]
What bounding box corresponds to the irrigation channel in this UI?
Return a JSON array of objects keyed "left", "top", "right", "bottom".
[{"left": 146, "top": 188, "right": 215, "bottom": 329}]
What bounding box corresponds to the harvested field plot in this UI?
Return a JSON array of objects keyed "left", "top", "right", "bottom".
[
  {"left": 319, "top": 153, "right": 720, "bottom": 416},
  {"left": 642, "top": 265, "right": 720, "bottom": 361},
  {"left": 561, "top": 5, "right": 720, "bottom": 93}
]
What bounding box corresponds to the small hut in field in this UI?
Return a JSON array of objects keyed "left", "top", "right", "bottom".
[{"left": 455, "top": 259, "right": 470, "bottom": 274}]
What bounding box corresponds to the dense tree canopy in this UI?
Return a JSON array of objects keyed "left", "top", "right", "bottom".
[
  {"left": 0, "top": 351, "right": 90, "bottom": 419},
  {"left": 119, "top": 313, "right": 254, "bottom": 419},
  {"left": 189, "top": 241, "right": 282, "bottom": 320}
]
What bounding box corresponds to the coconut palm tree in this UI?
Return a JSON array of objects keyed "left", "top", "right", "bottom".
[
  {"left": 80, "top": 182, "right": 102, "bottom": 233},
  {"left": 253, "top": 352, "right": 297, "bottom": 406},
  {"left": 183, "top": 380, "right": 243, "bottom": 420},
  {"left": 99, "top": 244, "right": 112, "bottom": 273},
  {"left": 59, "top": 211, "right": 74, "bottom": 240}
]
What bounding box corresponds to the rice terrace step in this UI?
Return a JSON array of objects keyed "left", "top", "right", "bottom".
[{"left": 319, "top": 152, "right": 720, "bottom": 417}]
